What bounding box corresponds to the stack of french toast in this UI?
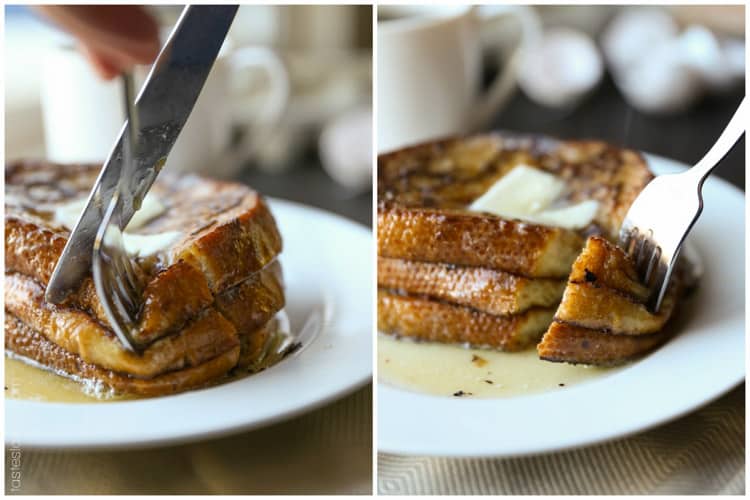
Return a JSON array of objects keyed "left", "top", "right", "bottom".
[
  {"left": 5, "top": 161, "right": 285, "bottom": 396},
  {"left": 377, "top": 133, "right": 685, "bottom": 365}
]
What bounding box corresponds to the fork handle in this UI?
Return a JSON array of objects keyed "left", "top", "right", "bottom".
[{"left": 687, "top": 97, "right": 746, "bottom": 184}]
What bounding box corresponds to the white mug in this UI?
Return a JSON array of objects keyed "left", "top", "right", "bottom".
[
  {"left": 377, "top": 5, "right": 541, "bottom": 153},
  {"left": 40, "top": 43, "right": 289, "bottom": 176}
]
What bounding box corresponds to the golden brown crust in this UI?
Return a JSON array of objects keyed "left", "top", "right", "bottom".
[
  {"left": 554, "top": 281, "right": 678, "bottom": 335},
  {"left": 537, "top": 321, "right": 669, "bottom": 366},
  {"left": 378, "top": 289, "right": 554, "bottom": 351},
  {"left": 5, "top": 273, "right": 240, "bottom": 378},
  {"left": 377, "top": 257, "right": 565, "bottom": 315},
  {"left": 173, "top": 196, "right": 282, "bottom": 293},
  {"left": 567, "top": 235, "right": 649, "bottom": 298},
  {"left": 61, "top": 260, "right": 283, "bottom": 347},
  {"left": 378, "top": 207, "right": 584, "bottom": 278},
  {"left": 215, "top": 261, "right": 285, "bottom": 335},
  {"left": 71, "top": 261, "right": 214, "bottom": 346},
  {"left": 4, "top": 216, "right": 68, "bottom": 286},
  {"left": 5, "top": 314, "right": 242, "bottom": 397}
]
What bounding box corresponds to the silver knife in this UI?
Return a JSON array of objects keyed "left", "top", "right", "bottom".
[{"left": 45, "top": 5, "right": 238, "bottom": 304}]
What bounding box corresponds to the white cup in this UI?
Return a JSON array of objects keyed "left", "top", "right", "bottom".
[
  {"left": 40, "top": 43, "right": 289, "bottom": 176},
  {"left": 377, "top": 5, "right": 540, "bottom": 153}
]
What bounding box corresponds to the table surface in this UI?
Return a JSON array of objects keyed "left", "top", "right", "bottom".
[
  {"left": 5, "top": 386, "right": 373, "bottom": 495},
  {"left": 379, "top": 384, "right": 744, "bottom": 495}
]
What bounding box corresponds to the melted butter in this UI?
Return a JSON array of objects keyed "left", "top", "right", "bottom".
[
  {"left": 469, "top": 165, "right": 599, "bottom": 229},
  {"left": 54, "top": 194, "right": 180, "bottom": 258},
  {"left": 4, "top": 357, "right": 129, "bottom": 403},
  {"left": 378, "top": 334, "right": 617, "bottom": 398}
]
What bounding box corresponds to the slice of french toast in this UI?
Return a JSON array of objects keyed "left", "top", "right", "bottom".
[
  {"left": 5, "top": 160, "right": 286, "bottom": 396},
  {"left": 538, "top": 236, "right": 682, "bottom": 365},
  {"left": 377, "top": 134, "right": 653, "bottom": 277},
  {"left": 5, "top": 314, "right": 282, "bottom": 397},
  {"left": 378, "top": 290, "right": 555, "bottom": 351},
  {"left": 5, "top": 160, "right": 283, "bottom": 345},
  {"left": 378, "top": 207, "right": 583, "bottom": 279},
  {"left": 378, "top": 257, "right": 565, "bottom": 315}
]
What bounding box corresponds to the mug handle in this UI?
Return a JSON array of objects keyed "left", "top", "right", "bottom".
[
  {"left": 226, "top": 46, "right": 291, "bottom": 158},
  {"left": 469, "top": 5, "right": 542, "bottom": 130}
]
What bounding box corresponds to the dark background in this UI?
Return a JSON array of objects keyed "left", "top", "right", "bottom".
[{"left": 490, "top": 74, "right": 745, "bottom": 191}]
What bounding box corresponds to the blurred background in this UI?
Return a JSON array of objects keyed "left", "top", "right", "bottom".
[
  {"left": 378, "top": 4, "right": 744, "bottom": 190},
  {"left": 5, "top": 5, "right": 373, "bottom": 224}
]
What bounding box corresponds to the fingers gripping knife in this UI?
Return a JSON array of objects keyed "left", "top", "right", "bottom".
[{"left": 45, "top": 5, "right": 239, "bottom": 351}]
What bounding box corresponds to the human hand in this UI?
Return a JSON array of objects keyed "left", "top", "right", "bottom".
[{"left": 35, "top": 5, "right": 160, "bottom": 80}]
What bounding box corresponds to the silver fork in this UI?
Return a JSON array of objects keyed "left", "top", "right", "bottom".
[
  {"left": 619, "top": 98, "right": 746, "bottom": 313},
  {"left": 92, "top": 73, "right": 143, "bottom": 352}
]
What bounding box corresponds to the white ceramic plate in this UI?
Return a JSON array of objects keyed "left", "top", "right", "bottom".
[
  {"left": 378, "top": 154, "right": 745, "bottom": 457},
  {"left": 6, "top": 199, "right": 373, "bottom": 449}
]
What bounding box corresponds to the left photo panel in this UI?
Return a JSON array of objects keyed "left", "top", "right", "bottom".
[{"left": 5, "top": 4, "right": 373, "bottom": 494}]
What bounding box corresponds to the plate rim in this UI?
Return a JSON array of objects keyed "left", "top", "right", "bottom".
[{"left": 377, "top": 152, "right": 745, "bottom": 457}]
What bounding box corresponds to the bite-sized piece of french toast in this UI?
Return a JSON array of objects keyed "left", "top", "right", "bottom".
[
  {"left": 537, "top": 321, "right": 670, "bottom": 366},
  {"left": 377, "top": 257, "right": 565, "bottom": 315},
  {"left": 538, "top": 236, "right": 683, "bottom": 365},
  {"left": 5, "top": 160, "right": 282, "bottom": 345},
  {"left": 378, "top": 290, "right": 555, "bottom": 351},
  {"left": 553, "top": 236, "right": 680, "bottom": 334}
]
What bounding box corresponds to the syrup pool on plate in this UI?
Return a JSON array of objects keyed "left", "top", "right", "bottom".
[{"left": 378, "top": 334, "right": 619, "bottom": 398}]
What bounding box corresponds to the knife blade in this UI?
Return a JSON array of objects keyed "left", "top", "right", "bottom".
[{"left": 45, "top": 5, "right": 238, "bottom": 304}]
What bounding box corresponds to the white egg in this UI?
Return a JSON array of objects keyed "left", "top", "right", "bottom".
[
  {"left": 319, "top": 107, "right": 372, "bottom": 191},
  {"left": 517, "top": 28, "right": 603, "bottom": 108},
  {"left": 678, "top": 25, "right": 736, "bottom": 93},
  {"left": 615, "top": 40, "right": 703, "bottom": 114},
  {"left": 601, "top": 8, "right": 679, "bottom": 73},
  {"left": 722, "top": 38, "right": 745, "bottom": 79}
]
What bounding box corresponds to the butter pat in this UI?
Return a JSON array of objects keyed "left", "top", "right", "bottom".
[
  {"left": 531, "top": 200, "right": 599, "bottom": 229},
  {"left": 54, "top": 193, "right": 180, "bottom": 258},
  {"left": 469, "top": 165, "right": 598, "bottom": 230},
  {"left": 125, "top": 193, "right": 168, "bottom": 230},
  {"left": 53, "top": 197, "right": 88, "bottom": 231},
  {"left": 122, "top": 231, "right": 181, "bottom": 258},
  {"left": 53, "top": 192, "right": 167, "bottom": 232},
  {"left": 470, "top": 165, "right": 565, "bottom": 217}
]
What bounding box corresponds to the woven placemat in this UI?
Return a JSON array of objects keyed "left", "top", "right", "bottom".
[
  {"left": 6, "top": 385, "right": 372, "bottom": 495},
  {"left": 379, "top": 384, "right": 744, "bottom": 495}
]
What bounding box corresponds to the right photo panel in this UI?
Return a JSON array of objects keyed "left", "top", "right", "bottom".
[{"left": 376, "top": 4, "right": 745, "bottom": 495}]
